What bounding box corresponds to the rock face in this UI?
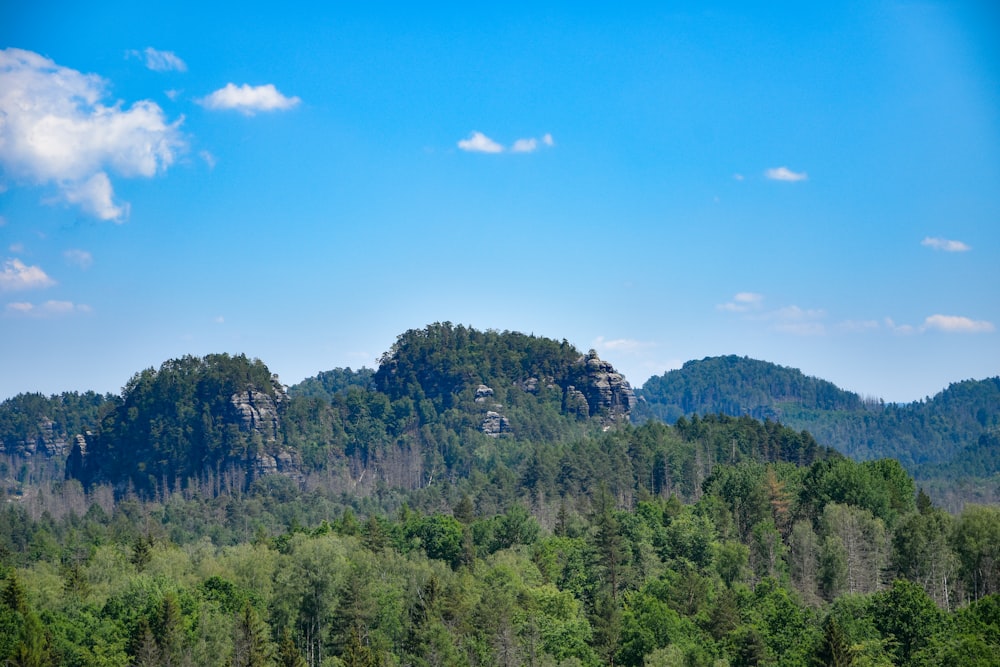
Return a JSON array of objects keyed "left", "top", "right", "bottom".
[
  {"left": 481, "top": 411, "right": 510, "bottom": 437},
  {"left": 251, "top": 449, "right": 300, "bottom": 478},
  {"left": 475, "top": 384, "right": 495, "bottom": 403},
  {"left": 230, "top": 389, "right": 283, "bottom": 443},
  {"left": 576, "top": 351, "right": 637, "bottom": 425},
  {"left": 563, "top": 387, "right": 590, "bottom": 418},
  {"left": 0, "top": 417, "right": 71, "bottom": 457}
]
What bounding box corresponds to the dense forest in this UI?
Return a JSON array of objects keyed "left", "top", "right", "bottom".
[
  {"left": 1, "top": 324, "right": 999, "bottom": 665},
  {"left": 635, "top": 355, "right": 1000, "bottom": 491}
]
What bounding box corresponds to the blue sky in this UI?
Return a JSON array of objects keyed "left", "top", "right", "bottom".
[{"left": 1, "top": 2, "right": 998, "bottom": 403}]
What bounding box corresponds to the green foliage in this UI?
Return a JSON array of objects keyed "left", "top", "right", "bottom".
[
  {"left": 71, "top": 353, "right": 283, "bottom": 496},
  {"left": 636, "top": 356, "right": 1000, "bottom": 484}
]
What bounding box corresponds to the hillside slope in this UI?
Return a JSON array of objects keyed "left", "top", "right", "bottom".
[{"left": 635, "top": 355, "right": 1000, "bottom": 472}]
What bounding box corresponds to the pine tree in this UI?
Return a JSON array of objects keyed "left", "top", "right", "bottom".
[
  {"left": 232, "top": 600, "right": 274, "bottom": 667},
  {"left": 276, "top": 627, "right": 306, "bottom": 667},
  {"left": 815, "top": 615, "right": 854, "bottom": 667}
]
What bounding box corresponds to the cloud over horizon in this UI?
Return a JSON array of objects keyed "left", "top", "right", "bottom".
[
  {"left": 5, "top": 300, "right": 92, "bottom": 317},
  {"left": 922, "top": 314, "right": 994, "bottom": 333},
  {"left": 200, "top": 83, "right": 301, "bottom": 115},
  {"left": 0, "top": 48, "right": 184, "bottom": 220}
]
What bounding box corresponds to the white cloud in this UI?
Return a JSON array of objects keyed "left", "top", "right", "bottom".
[
  {"left": 457, "top": 131, "right": 504, "bottom": 153},
  {"left": 0, "top": 48, "right": 184, "bottom": 220},
  {"left": 592, "top": 336, "right": 656, "bottom": 352},
  {"left": 458, "top": 132, "right": 554, "bottom": 154},
  {"left": 733, "top": 173, "right": 745, "bottom": 181},
  {"left": 922, "top": 314, "right": 994, "bottom": 333},
  {"left": 717, "top": 292, "right": 764, "bottom": 312},
  {"left": 64, "top": 249, "right": 93, "bottom": 269},
  {"left": 921, "top": 237, "right": 970, "bottom": 252},
  {"left": 884, "top": 317, "right": 917, "bottom": 335},
  {"left": 200, "top": 83, "right": 301, "bottom": 115},
  {"left": 0, "top": 258, "right": 55, "bottom": 291},
  {"left": 63, "top": 173, "right": 129, "bottom": 221},
  {"left": 5, "top": 300, "right": 91, "bottom": 317},
  {"left": 765, "top": 166, "right": 808, "bottom": 182},
  {"left": 511, "top": 138, "right": 538, "bottom": 153},
  {"left": 130, "top": 47, "right": 187, "bottom": 73}
]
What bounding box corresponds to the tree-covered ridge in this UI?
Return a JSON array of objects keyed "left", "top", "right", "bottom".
[
  {"left": 636, "top": 356, "right": 1000, "bottom": 471},
  {"left": 634, "top": 355, "right": 867, "bottom": 423},
  {"left": 375, "top": 322, "right": 590, "bottom": 407},
  {"left": 0, "top": 391, "right": 113, "bottom": 457},
  {"left": 66, "top": 354, "right": 287, "bottom": 496},
  {"left": 287, "top": 367, "right": 376, "bottom": 402}
]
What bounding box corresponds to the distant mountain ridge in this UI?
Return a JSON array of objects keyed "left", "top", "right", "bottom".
[
  {"left": 2, "top": 336, "right": 996, "bottom": 497},
  {"left": 634, "top": 355, "right": 1000, "bottom": 475}
]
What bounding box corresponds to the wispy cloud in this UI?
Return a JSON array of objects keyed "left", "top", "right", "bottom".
[
  {"left": 838, "top": 319, "right": 881, "bottom": 333},
  {"left": 200, "top": 83, "right": 301, "bottom": 115},
  {"left": 769, "top": 305, "right": 826, "bottom": 335},
  {"left": 717, "top": 292, "right": 764, "bottom": 313},
  {"left": 510, "top": 138, "right": 538, "bottom": 153},
  {"left": 592, "top": 336, "right": 656, "bottom": 353},
  {"left": 6, "top": 300, "right": 92, "bottom": 317},
  {"left": 64, "top": 249, "right": 93, "bottom": 269},
  {"left": 0, "top": 259, "right": 55, "bottom": 291},
  {"left": 0, "top": 48, "right": 184, "bottom": 221},
  {"left": 922, "top": 314, "right": 994, "bottom": 333},
  {"left": 921, "top": 237, "right": 970, "bottom": 252},
  {"left": 765, "top": 166, "right": 808, "bottom": 182},
  {"left": 719, "top": 292, "right": 826, "bottom": 335},
  {"left": 129, "top": 47, "right": 187, "bottom": 73},
  {"left": 458, "top": 131, "right": 504, "bottom": 153},
  {"left": 199, "top": 150, "right": 217, "bottom": 169},
  {"left": 458, "top": 132, "right": 554, "bottom": 154}
]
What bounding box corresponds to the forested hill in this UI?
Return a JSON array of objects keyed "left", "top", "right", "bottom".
[
  {"left": 4, "top": 324, "right": 831, "bottom": 502},
  {"left": 634, "top": 355, "right": 867, "bottom": 422},
  {"left": 635, "top": 355, "right": 1000, "bottom": 472}
]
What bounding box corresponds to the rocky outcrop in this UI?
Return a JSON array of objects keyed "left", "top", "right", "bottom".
[
  {"left": 230, "top": 388, "right": 283, "bottom": 443},
  {"left": 576, "top": 351, "right": 637, "bottom": 425},
  {"left": 475, "top": 384, "right": 495, "bottom": 403},
  {"left": 251, "top": 448, "right": 300, "bottom": 478},
  {"left": 563, "top": 386, "right": 590, "bottom": 418},
  {"left": 481, "top": 411, "right": 510, "bottom": 437},
  {"left": 0, "top": 417, "right": 71, "bottom": 457}
]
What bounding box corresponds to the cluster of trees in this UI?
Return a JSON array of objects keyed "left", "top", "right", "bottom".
[
  {"left": 0, "top": 324, "right": 998, "bottom": 663},
  {"left": 2, "top": 452, "right": 1000, "bottom": 666},
  {"left": 63, "top": 354, "right": 284, "bottom": 497},
  {"left": 635, "top": 356, "right": 1000, "bottom": 490}
]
